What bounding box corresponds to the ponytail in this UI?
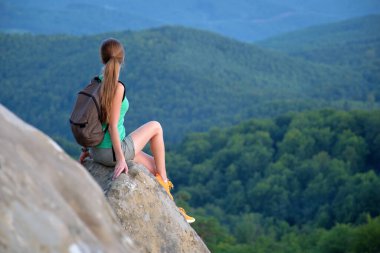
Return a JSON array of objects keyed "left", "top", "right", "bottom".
[{"left": 99, "top": 38, "right": 125, "bottom": 123}]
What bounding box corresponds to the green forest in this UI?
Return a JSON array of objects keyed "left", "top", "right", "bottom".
[
  {"left": 168, "top": 109, "right": 380, "bottom": 252},
  {"left": 1, "top": 14, "right": 380, "bottom": 252},
  {"left": 1, "top": 15, "right": 379, "bottom": 157}
]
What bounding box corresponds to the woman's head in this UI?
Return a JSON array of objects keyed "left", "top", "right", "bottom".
[
  {"left": 99, "top": 38, "right": 125, "bottom": 123},
  {"left": 100, "top": 38, "right": 124, "bottom": 65}
]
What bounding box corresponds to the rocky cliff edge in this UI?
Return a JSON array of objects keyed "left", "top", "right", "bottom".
[
  {"left": 0, "top": 104, "right": 137, "bottom": 252},
  {"left": 83, "top": 159, "right": 210, "bottom": 253},
  {"left": 0, "top": 104, "right": 210, "bottom": 253}
]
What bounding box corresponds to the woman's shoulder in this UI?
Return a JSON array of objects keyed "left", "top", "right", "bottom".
[
  {"left": 117, "top": 81, "right": 126, "bottom": 100},
  {"left": 118, "top": 80, "right": 126, "bottom": 87}
]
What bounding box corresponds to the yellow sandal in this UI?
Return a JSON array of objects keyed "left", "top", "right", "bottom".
[
  {"left": 179, "top": 207, "right": 195, "bottom": 223},
  {"left": 156, "top": 174, "right": 174, "bottom": 200}
]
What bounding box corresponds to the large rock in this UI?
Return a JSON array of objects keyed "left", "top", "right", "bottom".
[
  {"left": 83, "top": 160, "right": 210, "bottom": 253},
  {"left": 0, "top": 105, "right": 137, "bottom": 253}
]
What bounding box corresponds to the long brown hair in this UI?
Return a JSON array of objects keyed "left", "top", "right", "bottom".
[{"left": 99, "top": 38, "right": 125, "bottom": 123}]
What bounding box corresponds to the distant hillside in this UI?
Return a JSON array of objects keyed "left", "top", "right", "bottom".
[
  {"left": 1, "top": 0, "right": 380, "bottom": 41},
  {"left": 257, "top": 15, "right": 380, "bottom": 100},
  {"left": 0, "top": 25, "right": 377, "bottom": 155},
  {"left": 258, "top": 15, "right": 380, "bottom": 65}
]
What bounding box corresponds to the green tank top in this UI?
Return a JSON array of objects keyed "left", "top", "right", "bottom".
[{"left": 96, "top": 76, "right": 129, "bottom": 148}]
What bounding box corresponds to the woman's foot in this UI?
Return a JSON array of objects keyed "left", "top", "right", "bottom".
[
  {"left": 178, "top": 207, "right": 195, "bottom": 223},
  {"left": 155, "top": 174, "right": 174, "bottom": 200}
]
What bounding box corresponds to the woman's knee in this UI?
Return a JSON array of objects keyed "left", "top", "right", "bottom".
[{"left": 149, "top": 121, "right": 163, "bottom": 135}]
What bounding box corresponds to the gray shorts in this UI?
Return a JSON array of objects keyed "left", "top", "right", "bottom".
[{"left": 90, "top": 135, "right": 135, "bottom": 167}]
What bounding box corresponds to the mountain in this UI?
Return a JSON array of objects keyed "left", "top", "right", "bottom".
[
  {"left": 258, "top": 14, "right": 380, "bottom": 102},
  {"left": 1, "top": 0, "right": 380, "bottom": 41},
  {"left": 258, "top": 15, "right": 380, "bottom": 67},
  {"left": 1, "top": 23, "right": 376, "bottom": 155}
]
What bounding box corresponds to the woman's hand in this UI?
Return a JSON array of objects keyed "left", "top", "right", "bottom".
[
  {"left": 113, "top": 159, "right": 128, "bottom": 180},
  {"left": 79, "top": 151, "right": 91, "bottom": 164}
]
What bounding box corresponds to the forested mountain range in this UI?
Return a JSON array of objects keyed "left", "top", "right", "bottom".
[
  {"left": 168, "top": 109, "right": 380, "bottom": 252},
  {"left": 259, "top": 14, "right": 380, "bottom": 62},
  {"left": 258, "top": 15, "right": 380, "bottom": 100},
  {"left": 1, "top": 0, "right": 379, "bottom": 41},
  {"left": 1, "top": 15, "right": 379, "bottom": 155}
]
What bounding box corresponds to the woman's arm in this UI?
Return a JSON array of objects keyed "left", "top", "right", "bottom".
[
  {"left": 79, "top": 149, "right": 90, "bottom": 164},
  {"left": 108, "top": 82, "right": 128, "bottom": 179}
]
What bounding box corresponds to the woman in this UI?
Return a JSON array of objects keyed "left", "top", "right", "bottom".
[{"left": 79, "top": 38, "right": 194, "bottom": 223}]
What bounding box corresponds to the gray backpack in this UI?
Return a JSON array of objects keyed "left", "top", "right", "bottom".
[{"left": 69, "top": 77, "right": 108, "bottom": 147}]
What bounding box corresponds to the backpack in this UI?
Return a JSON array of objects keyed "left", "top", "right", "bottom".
[{"left": 69, "top": 77, "right": 108, "bottom": 147}]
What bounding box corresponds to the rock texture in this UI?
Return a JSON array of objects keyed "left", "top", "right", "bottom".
[
  {"left": 83, "top": 160, "right": 210, "bottom": 253},
  {"left": 0, "top": 105, "right": 137, "bottom": 253}
]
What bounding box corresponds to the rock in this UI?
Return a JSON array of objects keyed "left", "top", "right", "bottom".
[
  {"left": 0, "top": 105, "right": 137, "bottom": 253},
  {"left": 83, "top": 159, "right": 210, "bottom": 253}
]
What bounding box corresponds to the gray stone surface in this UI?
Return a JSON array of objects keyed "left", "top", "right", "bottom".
[
  {"left": 0, "top": 105, "right": 137, "bottom": 253},
  {"left": 84, "top": 159, "right": 210, "bottom": 253}
]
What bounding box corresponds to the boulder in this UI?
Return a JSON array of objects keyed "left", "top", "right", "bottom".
[
  {"left": 83, "top": 159, "right": 210, "bottom": 253},
  {"left": 0, "top": 105, "right": 137, "bottom": 253}
]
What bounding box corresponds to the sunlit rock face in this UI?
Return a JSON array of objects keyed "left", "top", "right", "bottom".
[
  {"left": 0, "top": 105, "right": 137, "bottom": 253},
  {"left": 84, "top": 159, "right": 210, "bottom": 253}
]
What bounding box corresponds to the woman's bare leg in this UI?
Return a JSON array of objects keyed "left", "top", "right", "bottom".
[
  {"left": 131, "top": 122, "right": 196, "bottom": 222},
  {"left": 130, "top": 121, "right": 168, "bottom": 181},
  {"left": 133, "top": 151, "right": 157, "bottom": 175}
]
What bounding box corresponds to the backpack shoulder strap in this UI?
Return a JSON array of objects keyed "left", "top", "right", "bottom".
[{"left": 118, "top": 80, "right": 126, "bottom": 101}]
